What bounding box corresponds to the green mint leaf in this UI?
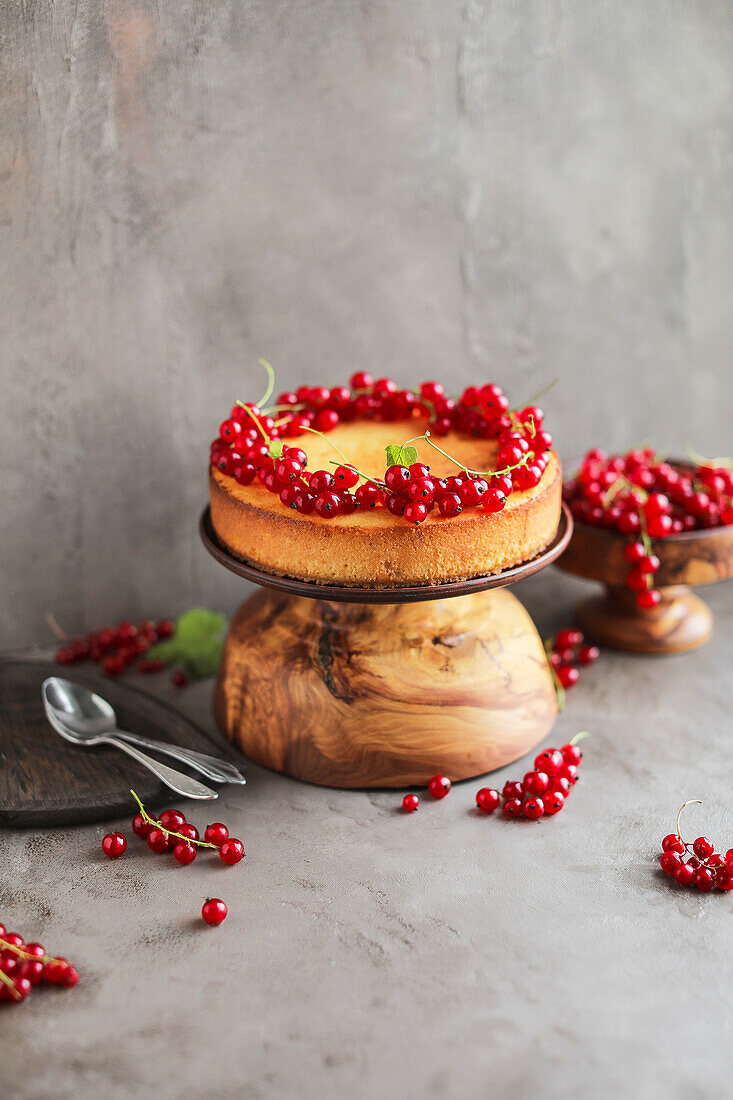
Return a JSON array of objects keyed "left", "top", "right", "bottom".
[
  {"left": 385, "top": 443, "right": 419, "bottom": 468},
  {"left": 148, "top": 608, "right": 227, "bottom": 680}
]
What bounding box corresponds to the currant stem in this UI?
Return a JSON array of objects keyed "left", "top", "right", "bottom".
[
  {"left": 676, "top": 799, "right": 703, "bottom": 848},
  {"left": 518, "top": 377, "right": 559, "bottom": 408},
  {"left": 569, "top": 731, "right": 590, "bottom": 746},
  {"left": 235, "top": 401, "right": 271, "bottom": 442},
  {"left": 423, "top": 431, "right": 533, "bottom": 480},
  {"left": 686, "top": 445, "right": 733, "bottom": 470},
  {"left": 0, "top": 936, "right": 64, "bottom": 966},
  {"left": 255, "top": 359, "right": 275, "bottom": 410},
  {"left": 130, "top": 790, "right": 218, "bottom": 850},
  {"left": 0, "top": 968, "right": 21, "bottom": 1000}
]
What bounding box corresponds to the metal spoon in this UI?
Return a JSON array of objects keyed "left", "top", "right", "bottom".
[
  {"left": 42, "top": 678, "right": 218, "bottom": 801},
  {"left": 41, "top": 677, "right": 244, "bottom": 785}
]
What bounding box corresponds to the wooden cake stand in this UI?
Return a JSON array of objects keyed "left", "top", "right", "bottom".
[
  {"left": 558, "top": 520, "right": 733, "bottom": 654},
  {"left": 200, "top": 504, "right": 572, "bottom": 788}
]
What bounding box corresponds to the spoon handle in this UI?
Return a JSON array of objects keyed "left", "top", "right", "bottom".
[
  {"left": 112, "top": 729, "right": 245, "bottom": 785},
  {"left": 105, "top": 736, "right": 218, "bottom": 800}
]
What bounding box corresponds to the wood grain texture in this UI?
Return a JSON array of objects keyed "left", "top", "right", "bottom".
[
  {"left": 215, "top": 588, "right": 558, "bottom": 787},
  {"left": 0, "top": 659, "right": 236, "bottom": 827},
  {"left": 558, "top": 520, "right": 733, "bottom": 653}
]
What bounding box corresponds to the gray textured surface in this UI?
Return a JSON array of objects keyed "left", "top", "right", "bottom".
[
  {"left": 2, "top": 1, "right": 733, "bottom": 647},
  {"left": 3, "top": 569, "right": 733, "bottom": 1099}
]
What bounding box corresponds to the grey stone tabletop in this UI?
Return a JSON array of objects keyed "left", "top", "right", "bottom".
[{"left": 3, "top": 568, "right": 733, "bottom": 1100}]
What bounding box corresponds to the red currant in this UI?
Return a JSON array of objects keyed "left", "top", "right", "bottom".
[
  {"left": 523, "top": 770, "right": 549, "bottom": 796},
  {"left": 219, "top": 838, "right": 245, "bottom": 865},
  {"left": 556, "top": 665, "right": 579, "bottom": 689},
  {"left": 132, "top": 813, "right": 151, "bottom": 839},
  {"left": 159, "top": 809, "right": 186, "bottom": 832},
  {"left": 204, "top": 823, "right": 229, "bottom": 846},
  {"left": 692, "top": 836, "right": 714, "bottom": 860},
  {"left": 427, "top": 775, "right": 451, "bottom": 800},
  {"left": 402, "top": 794, "right": 419, "bottom": 813},
  {"left": 101, "top": 832, "right": 127, "bottom": 859},
  {"left": 173, "top": 842, "right": 197, "bottom": 865},
  {"left": 202, "top": 898, "right": 228, "bottom": 926},
  {"left": 660, "top": 851, "right": 682, "bottom": 875},
  {"left": 522, "top": 797, "right": 545, "bottom": 820},
  {"left": 502, "top": 781, "right": 523, "bottom": 800},
  {"left": 661, "top": 833, "right": 685, "bottom": 854},
  {"left": 147, "top": 827, "right": 172, "bottom": 854},
  {"left": 503, "top": 797, "right": 522, "bottom": 818},
  {"left": 475, "top": 788, "right": 500, "bottom": 814},
  {"left": 544, "top": 791, "right": 565, "bottom": 815},
  {"left": 534, "top": 749, "right": 564, "bottom": 775}
]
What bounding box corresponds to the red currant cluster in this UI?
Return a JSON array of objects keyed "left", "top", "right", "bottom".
[
  {"left": 564, "top": 449, "right": 733, "bottom": 609},
  {"left": 660, "top": 801, "right": 733, "bottom": 892},
  {"left": 0, "top": 925, "right": 79, "bottom": 1005},
  {"left": 54, "top": 618, "right": 187, "bottom": 684},
  {"left": 210, "top": 368, "right": 554, "bottom": 525},
  {"left": 475, "top": 735, "right": 587, "bottom": 820},
  {"left": 545, "top": 628, "right": 599, "bottom": 692}
]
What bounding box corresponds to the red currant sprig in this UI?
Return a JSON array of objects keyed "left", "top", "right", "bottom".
[
  {"left": 128, "top": 791, "right": 245, "bottom": 866},
  {"left": 659, "top": 800, "right": 733, "bottom": 892},
  {"left": 0, "top": 926, "right": 79, "bottom": 1004},
  {"left": 543, "top": 628, "right": 599, "bottom": 705}
]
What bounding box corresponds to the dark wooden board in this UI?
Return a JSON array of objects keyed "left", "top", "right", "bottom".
[
  {"left": 0, "top": 659, "right": 238, "bottom": 828},
  {"left": 200, "top": 503, "right": 573, "bottom": 604}
]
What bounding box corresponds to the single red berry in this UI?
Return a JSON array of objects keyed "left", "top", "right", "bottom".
[
  {"left": 385, "top": 465, "right": 412, "bottom": 492},
  {"left": 44, "top": 958, "right": 70, "bottom": 984},
  {"left": 427, "top": 775, "right": 451, "bottom": 800},
  {"left": 554, "top": 628, "right": 583, "bottom": 650},
  {"left": 476, "top": 788, "right": 500, "bottom": 814},
  {"left": 561, "top": 743, "right": 583, "bottom": 766},
  {"left": 522, "top": 797, "right": 545, "bottom": 820},
  {"left": 333, "top": 465, "right": 359, "bottom": 489},
  {"left": 178, "top": 822, "right": 200, "bottom": 842},
  {"left": 624, "top": 542, "right": 646, "bottom": 564},
  {"left": 549, "top": 776, "right": 571, "bottom": 798},
  {"left": 402, "top": 794, "right": 420, "bottom": 813},
  {"left": 637, "top": 589, "right": 662, "bottom": 609},
  {"left": 219, "top": 838, "right": 245, "bottom": 865},
  {"left": 132, "top": 812, "right": 151, "bottom": 839},
  {"left": 660, "top": 851, "right": 682, "bottom": 875},
  {"left": 23, "top": 942, "right": 45, "bottom": 959},
  {"left": 482, "top": 488, "right": 507, "bottom": 513},
  {"left": 577, "top": 644, "right": 600, "bottom": 665},
  {"left": 544, "top": 791, "right": 565, "bottom": 815},
  {"left": 661, "top": 833, "right": 685, "bottom": 854},
  {"left": 2, "top": 933, "right": 24, "bottom": 949},
  {"left": 204, "top": 823, "right": 229, "bottom": 846},
  {"left": 171, "top": 670, "right": 188, "bottom": 688},
  {"left": 173, "top": 842, "right": 197, "bottom": 865},
  {"left": 556, "top": 665, "right": 579, "bottom": 689},
  {"left": 438, "top": 492, "right": 462, "bottom": 518},
  {"left": 101, "top": 832, "right": 127, "bottom": 859},
  {"left": 12, "top": 977, "right": 32, "bottom": 1002},
  {"left": 503, "top": 797, "right": 522, "bottom": 818},
  {"left": 726, "top": 849, "right": 733, "bottom": 868},
  {"left": 159, "top": 809, "right": 186, "bottom": 832},
  {"left": 523, "top": 770, "right": 549, "bottom": 796},
  {"left": 147, "top": 827, "right": 173, "bottom": 854},
  {"left": 694, "top": 868, "right": 715, "bottom": 892},
  {"left": 674, "top": 862, "right": 696, "bottom": 887},
  {"left": 314, "top": 491, "right": 342, "bottom": 518},
  {"left": 18, "top": 959, "right": 44, "bottom": 986},
  {"left": 716, "top": 868, "right": 733, "bottom": 891},
  {"left": 502, "top": 781, "right": 523, "bottom": 801},
  {"left": 692, "top": 836, "right": 714, "bottom": 860},
  {"left": 61, "top": 967, "right": 80, "bottom": 988},
  {"left": 202, "top": 898, "right": 228, "bottom": 926},
  {"left": 534, "top": 749, "right": 563, "bottom": 775},
  {"left": 557, "top": 763, "right": 579, "bottom": 786},
  {"left": 404, "top": 501, "right": 428, "bottom": 525},
  {"left": 639, "top": 554, "right": 660, "bottom": 574}
]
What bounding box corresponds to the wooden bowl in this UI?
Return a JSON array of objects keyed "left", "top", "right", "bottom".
[
  {"left": 202, "top": 506, "right": 573, "bottom": 787},
  {"left": 558, "top": 519, "right": 733, "bottom": 654}
]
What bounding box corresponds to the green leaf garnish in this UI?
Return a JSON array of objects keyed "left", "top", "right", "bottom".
[
  {"left": 385, "top": 443, "right": 419, "bottom": 468},
  {"left": 268, "top": 439, "right": 285, "bottom": 460},
  {"left": 147, "top": 608, "right": 227, "bottom": 679}
]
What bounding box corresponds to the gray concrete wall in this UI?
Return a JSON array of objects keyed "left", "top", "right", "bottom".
[{"left": 2, "top": 1, "right": 732, "bottom": 647}]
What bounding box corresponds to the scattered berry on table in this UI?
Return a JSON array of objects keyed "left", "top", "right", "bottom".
[
  {"left": 201, "top": 899, "right": 228, "bottom": 926},
  {"left": 101, "top": 832, "right": 127, "bottom": 859},
  {"left": 427, "top": 775, "right": 451, "bottom": 800},
  {"left": 402, "top": 794, "right": 420, "bottom": 813}
]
